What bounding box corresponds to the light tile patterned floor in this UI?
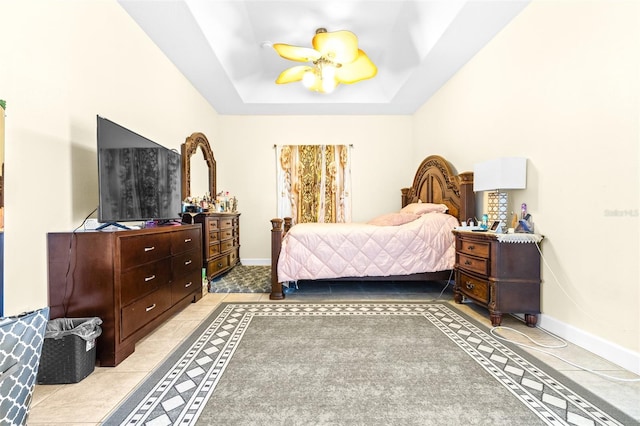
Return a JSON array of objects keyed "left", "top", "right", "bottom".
[{"left": 28, "top": 286, "right": 640, "bottom": 425}]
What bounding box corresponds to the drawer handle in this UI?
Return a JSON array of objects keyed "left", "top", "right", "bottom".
[
  {"left": 465, "top": 282, "right": 475, "bottom": 290},
  {"left": 184, "top": 238, "right": 192, "bottom": 243},
  {"left": 217, "top": 262, "right": 223, "bottom": 267},
  {"left": 185, "top": 281, "right": 193, "bottom": 288},
  {"left": 144, "top": 246, "right": 155, "bottom": 252},
  {"left": 145, "top": 275, "right": 156, "bottom": 282},
  {"left": 184, "top": 260, "right": 192, "bottom": 265},
  {"left": 464, "top": 260, "right": 472, "bottom": 265},
  {"left": 145, "top": 303, "right": 156, "bottom": 312},
  {"left": 467, "top": 245, "right": 475, "bottom": 250}
]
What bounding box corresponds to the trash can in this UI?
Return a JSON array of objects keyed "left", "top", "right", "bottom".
[{"left": 36, "top": 317, "right": 102, "bottom": 384}]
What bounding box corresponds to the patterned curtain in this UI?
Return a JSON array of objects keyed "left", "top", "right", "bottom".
[{"left": 276, "top": 145, "right": 351, "bottom": 224}]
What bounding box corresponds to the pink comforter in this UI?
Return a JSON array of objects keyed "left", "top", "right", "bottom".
[{"left": 277, "top": 213, "right": 459, "bottom": 282}]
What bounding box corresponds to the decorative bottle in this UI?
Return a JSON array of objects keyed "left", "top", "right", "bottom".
[{"left": 521, "top": 203, "right": 527, "bottom": 220}]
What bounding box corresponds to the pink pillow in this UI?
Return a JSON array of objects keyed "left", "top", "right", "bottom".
[
  {"left": 400, "top": 202, "right": 448, "bottom": 215},
  {"left": 367, "top": 213, "right": 420, "bottom": 226}
]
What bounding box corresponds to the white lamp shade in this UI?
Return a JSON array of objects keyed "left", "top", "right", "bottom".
[{"left": 473, "top": 157, "right": 527, "bottom": 192}]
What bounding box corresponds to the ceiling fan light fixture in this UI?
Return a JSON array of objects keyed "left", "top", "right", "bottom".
[
  {"left": 273, "top": 28, "right": 376, "bottom": 94},
  {"left": 302, "top": 69, "right": 316, "bottom": 88}
]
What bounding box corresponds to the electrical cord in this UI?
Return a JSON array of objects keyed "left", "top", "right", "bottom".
[
  {"left": 490, "top": 324, "right": 640, "bottom": 382},
  {"left": 74, "top": 207, "right": 97, "bottom": 233},
  {"left": 437, "top": 269, "right": 455, "bottom": 299},
  {"left": 534, "top": 242, "right": 597, "bottom": 320},
  {"left": 491, "top": 241, "right": 640, "bottom": 382},
  {"left": 62, "top": 207, "right": 98, "bottom": 315}
]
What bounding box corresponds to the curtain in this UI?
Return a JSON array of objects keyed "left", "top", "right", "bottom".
[{"left": 276, "top": 145, "right": 351, "bottom": 224}]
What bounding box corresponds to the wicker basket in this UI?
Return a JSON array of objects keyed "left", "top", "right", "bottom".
[{"left": 36, "top": 319, "right": 100, "bottom": 384}]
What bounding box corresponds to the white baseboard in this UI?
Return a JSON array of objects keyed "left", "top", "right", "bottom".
[{"left": 538, "top": 313, "right": 640, "bottom": 376}]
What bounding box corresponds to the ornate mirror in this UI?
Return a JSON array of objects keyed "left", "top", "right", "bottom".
[{"left": 181, "top": 132, "right": 216, "bottom": 200}]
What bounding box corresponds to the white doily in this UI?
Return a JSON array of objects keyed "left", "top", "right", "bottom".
[{"left": 496, "top": 233, "right": 543, "bottom": 244}]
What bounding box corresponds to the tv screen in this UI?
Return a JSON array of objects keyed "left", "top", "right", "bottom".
[{"left": 97, "top": 116, "right": 182, "bottom": 224}]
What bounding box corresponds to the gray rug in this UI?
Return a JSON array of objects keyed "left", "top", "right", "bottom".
[
  {"left": 209, "top": 265, "right": 271, "bottom": 293},
  {"left": 103, "top": 303, "right": 635, "bottom": 426}
]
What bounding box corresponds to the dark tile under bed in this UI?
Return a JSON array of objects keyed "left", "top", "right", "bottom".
[{"left": 283, "top": 280, "right": 455, "bottom": 301}]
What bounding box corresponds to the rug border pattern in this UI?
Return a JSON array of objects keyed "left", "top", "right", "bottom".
[{"left": 104, "top": 303, "right": 630, "bottom": 426}]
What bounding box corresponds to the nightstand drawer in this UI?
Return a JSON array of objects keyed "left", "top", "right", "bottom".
[
  {"left": 457, "top": 238, "right": 490, "bottom": 258},
  {"left": 458, "top": 253, "right": 489, "bottom": 276},
  {"left": 457, "top": 271, "right": 489, "bottom": 304}
]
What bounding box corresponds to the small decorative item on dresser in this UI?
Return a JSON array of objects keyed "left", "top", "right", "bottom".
[{"left": 453, "top": 229, "right": 543, "bottom": 327}]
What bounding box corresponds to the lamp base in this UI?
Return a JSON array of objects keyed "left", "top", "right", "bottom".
[{"left": 487, "top": 191, "right": 508, "bottom": 231}]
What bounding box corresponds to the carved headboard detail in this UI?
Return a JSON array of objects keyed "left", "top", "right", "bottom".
[{"left": 401, "top": 155, "right": 474, "bottom": 224}]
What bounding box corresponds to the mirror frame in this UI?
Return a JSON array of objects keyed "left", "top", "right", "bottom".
[{"left": 181, "top": 132, "right": 216, "bottom": 200}]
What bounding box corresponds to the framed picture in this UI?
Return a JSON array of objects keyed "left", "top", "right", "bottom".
[{"left": 490, "top": 221, "right": 501, "bottom": 231}]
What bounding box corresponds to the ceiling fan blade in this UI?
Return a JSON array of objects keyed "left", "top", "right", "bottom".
[
  {"left": 335, "top": 50, "right": 378, "bottom": 84},
  {"left": 273, "top": 44, "right": 321, "bottom": 62},
  {"left": 313, "top": 30, "right": 359, "bottom": 64},
  {"left": 275, "top": 65, "right": 314, "bottom": 84}
]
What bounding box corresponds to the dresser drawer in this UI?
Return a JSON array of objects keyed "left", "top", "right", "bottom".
[
  {"left": 171, "top": 227, "right": 201, "bottom": 255},
  {"left": 207, "top": 255, "right": 230, "bottom": 276},
  {"left": 121, "top": 285, "right": 171, "bottom": 339},
  {"left": 229, "top": 248, "right": 238, "bottom": 265},
  {"left": 457, "top": 271, "right": 489, "bottom": 304},
  {"left": 172, "top": 249, "right": 201, "bottom": 279},
  {"left": 171, "top": 269, "right": 201, "bottom": 304},
  {"left": 457, "top": 238, "right": 490, "bottom": 258},
  {"left": 208, "top": 242, "right": 221, "bottom": 258},
  {"left": 206, "top": 217, "right": 219, "bottom": 231},
  {"left": 208, "top": 229, "right": 220, "bottom": 242},
  {"left": 220, "top": 228, "right": 233, "bottom": 240},
  {"left": 220, "top": 239, "right": 235, "bottom": 252},
  {"left": 219, "top": 218, "right": 233, "bottom": 229},
  {"left": 457, "top": 253, "right": 489, "bottom": 276},
  {"left": 120, "top": 233, "right": 171, "bottom": 270},
  {"left": 120, "top": 260, "right": 171, "bottom": 306}
]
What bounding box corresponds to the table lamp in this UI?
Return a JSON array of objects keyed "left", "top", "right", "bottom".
[{"left": 473, "top": 157, "right": 527, "bottom": 231}]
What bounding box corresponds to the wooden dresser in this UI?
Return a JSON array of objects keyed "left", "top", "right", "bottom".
[
  {"left": 182, "top": 212, "right": 240, "bottom": 280},
  {"left": 47, "top": 225, "right": 203, "bottom": 366},
  {"left": 452, "top": 230, "right": 542, "bottom": 327}
]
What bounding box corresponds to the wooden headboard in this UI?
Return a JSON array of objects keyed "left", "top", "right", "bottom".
[{"left": 401, "top": 155, "right": 475, "bottom": 224}]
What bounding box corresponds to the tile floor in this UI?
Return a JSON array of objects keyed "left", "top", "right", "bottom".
[{"left": 28, "top": 282, "right": 640, "bottom": 425}]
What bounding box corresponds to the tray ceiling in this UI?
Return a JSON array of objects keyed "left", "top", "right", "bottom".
[{"left": 119, "top": 0, "right": 530, "bottom": 115}]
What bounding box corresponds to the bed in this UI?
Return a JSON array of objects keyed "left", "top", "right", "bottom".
[{"left": 269, "top": 154, "right": 475, "bottom": 300}]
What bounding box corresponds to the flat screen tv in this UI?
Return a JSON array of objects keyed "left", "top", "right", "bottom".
[{"left": 97, "top": 116, "right": 182, "bottom": 227}]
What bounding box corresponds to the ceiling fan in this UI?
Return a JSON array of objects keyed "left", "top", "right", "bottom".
[{"left": 273, "top": 28, "right": 377, "bottom": 94}]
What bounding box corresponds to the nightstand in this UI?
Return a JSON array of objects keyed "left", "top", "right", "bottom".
[{"left": 452, "top": 230, "right": 543, "bottom": 327}]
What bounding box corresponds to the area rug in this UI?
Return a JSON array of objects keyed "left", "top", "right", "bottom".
[
  {"left": 103, "top": 303, "right": 634, "bottom": 425},
  {"left": 208, "top": 265, "right": 271, "bottom": 293}
]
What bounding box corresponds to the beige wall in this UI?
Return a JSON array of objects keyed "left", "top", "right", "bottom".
[
  {"left": 414, "top": 0, "right": 639, "bottom": 361},
  {"left": 0, "top": 1, "right": 219, "bottom": 314},
  {"left": 0, "top": 2, "right": 414, "bottom": 312},
  {"left": 216, "top": 115, "right": 414, "bottom": 262}
]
